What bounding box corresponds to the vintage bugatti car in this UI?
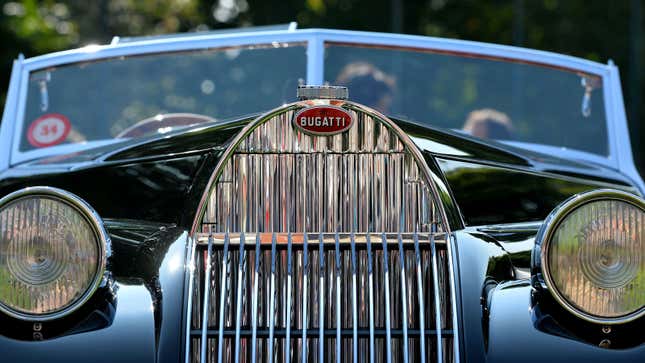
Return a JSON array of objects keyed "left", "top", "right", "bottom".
[{"left": 0, "top": 24, "right": 643, "bottom": 362}]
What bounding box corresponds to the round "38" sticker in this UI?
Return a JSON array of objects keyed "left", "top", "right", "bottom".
[{"left": 27, "top": 114, "right": 71, "bottom": 148}]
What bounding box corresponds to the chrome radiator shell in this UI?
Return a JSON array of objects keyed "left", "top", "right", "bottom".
[{"left": 186, "top": 100, "right": 460, "bottom": 362}]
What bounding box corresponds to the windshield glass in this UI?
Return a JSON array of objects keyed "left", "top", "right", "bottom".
[
  {"left": 20, "top": 42, "right": 306, "bottom": 152},
  {"left": 18, "top": 40, "right": 608, "bottom": 158},
  {"left": 325, "top": 43, "right": 608, "bottom": 155}
]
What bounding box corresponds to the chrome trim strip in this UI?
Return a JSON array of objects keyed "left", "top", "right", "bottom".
[
  {"left": 366, "top": 233, "right": 375, "bottom": 363},
  {"left": 184, "top": 237, "right": 197, "bottom": 363},
  {"left": 413, "top": 232, "right": 427, "bottom": 363},
  {"left": 233, "top": 232, "right": 246, "bottom": 362},
  {"left": 318, "top": 232, "right": 325, "bottom": 363},
  {"left": 285, "top": 232, "right": 293, "bottom": 361},
  {"left": 0, "top": 186, "right": 111, "bottom": 321},
  {"left": 334, "top": 232, "right": 342, "bottom": 362},
  {"left": 476, "top": 221, "right": 543, "bottom": 234},
  {"left": 397, "top": 234, "right": 410, "bottom": 363},
  {"left": 350, "top": 232, "right": 359, "bottom": 363},
  {"left": 250, "top": 233, "right": 261, "bottom": 363},
  {"left": 199, "top": 234, "right": 214, "bottom": 363},
  {"left": 216, "top": 233, "right": 230, "bottom": 363},
  {"left": 429, "top": 233, "right": 443, "bottom": 363},
  {"left": 447, "top": 235, "right": 461, "bottom": 363},
  {"left": 301, "top": 232, "right": 309, "bottom": 363},
  {"left": 195, "top": 232, "right": 448, "bottom": 245},
  {"left": 381, "top": 233, "right": 392, "bottom": 363},
  {"left": 535, "top": 189, "right": 645, "bottom": 324},
  {"left": 268, "top": 233, "right": 277, "bottom": 360}
]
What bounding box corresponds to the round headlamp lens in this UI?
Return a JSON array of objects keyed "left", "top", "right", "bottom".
[
  {"left": 0, "top": 189, "right": 105, "bottom": 319},
  {"left": 545, "top": 197, "right": 643, "bottom": 321}
]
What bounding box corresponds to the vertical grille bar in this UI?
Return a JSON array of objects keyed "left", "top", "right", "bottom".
[
  {"left": 216, "top": 233, "right": 230, "bottom": 363},
  {"left": 447, "top": 236, "right": 461, "bottom": 363},
  {"left": 233, "top": 233, "right": 246, "bottom": 362},
  {"left": 429, "top": 233, "right": 443, "bottom": 362},
  {"left": 334, "top": 232, "right": 342, "bottom": 363},
  {"left": 366, "top": 233, "right": 375, "bottom": 363},
  {"left": 413, "top": 232, "right": 427, "bottom": 363},
  {"left": 286, "top": 233, "right": 293, "bottom": 361},
  {"left": 184, "top": 238, "right": 197, "bottom": 363},
  {"left": 251, "top": 233, "right": 261, "bottom": 363},
  {"left": 397, "top": 234, "right": 410, "bottom": 363},
  {"left": 318, "top": 233, "right": 325, "bottom": 363},
  {"left": 268, "top": 233, "right": 278, "bottom": 361},
  {"left": 350, "top": 233, "right": 358, "bottom": 363},
  {"left": 200, "top": 234, "right": 214, "bottom": 363},
  {"left": 301, "top": 233, "right": 309, "bottom": 363},
  {"left": 381, "top": 233, "right": 392, "bottom": 363}
]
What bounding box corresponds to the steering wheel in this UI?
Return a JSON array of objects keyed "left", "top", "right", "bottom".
[{"left": 116, "top": 113, "right": 216, "bottom": 138}]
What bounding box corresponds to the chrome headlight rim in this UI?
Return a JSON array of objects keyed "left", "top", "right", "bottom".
[
  {"left": 535, "top": 188, "right": 644, "bottom": 325},
  {"left": 0, "top": 186, "right": 110, "bottom": 321}
]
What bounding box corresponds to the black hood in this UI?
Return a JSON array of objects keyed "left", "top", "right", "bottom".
[
  {"left": 0, "top": 115, "right": 637, "bottom": 227},
  {"left": 7, "top": 115, "right": 631, "bottom": 183}
]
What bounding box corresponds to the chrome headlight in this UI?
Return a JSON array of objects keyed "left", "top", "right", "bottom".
[
  {"left": 532, "top": 189, "right": 644, "bottom": 324},
  {"left": 0, "top": 187, "right": 110, "bottom": 321}
]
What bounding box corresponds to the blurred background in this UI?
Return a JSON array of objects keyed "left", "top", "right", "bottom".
[{"left": 0, "top": 0, "right": 643, "bottom": 177}]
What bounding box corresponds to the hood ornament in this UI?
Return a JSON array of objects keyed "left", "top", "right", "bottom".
[{"left": 296, "top": 85, "right": 348, "bottom": 100}]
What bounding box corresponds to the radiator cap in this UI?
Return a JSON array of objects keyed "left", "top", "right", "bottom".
[{"left": 297, "top": 85, "right": 348, "bottom": 100}]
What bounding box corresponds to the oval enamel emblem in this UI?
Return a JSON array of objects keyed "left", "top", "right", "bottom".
[
  {"left": 292, "top": 105, "right": 354, "bottom": 136},
  {"left": 27, "top": 113, "right": 71, "bottom": 148}
]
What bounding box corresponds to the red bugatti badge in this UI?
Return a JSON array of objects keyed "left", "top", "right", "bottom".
[{"left": 293, "top": 105, "right": 354, "bottom": 136}]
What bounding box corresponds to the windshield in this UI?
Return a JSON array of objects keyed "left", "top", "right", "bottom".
[
  {"left": 20, "top": 43, "right": 306, "bottom": 152},
  {"left": 326, "top": 43, "right": 608, "bottom": 155},
  {"left": 18, "top": 40, "right": 608, "bottom": 158}
]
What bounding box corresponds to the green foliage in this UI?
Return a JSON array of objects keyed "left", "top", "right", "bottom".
[{"left": 3, "top": 0, "right": 76, "bottom": 52}]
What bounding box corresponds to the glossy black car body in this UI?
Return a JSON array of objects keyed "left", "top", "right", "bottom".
[{"left": 0, "top": 28, "right": 643, "bottom": 362}]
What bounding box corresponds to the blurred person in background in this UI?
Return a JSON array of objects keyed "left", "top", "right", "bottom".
[
  {"left": 335, "top": 62, "right": 396, "bottom": 114},
  {"left": 462, "top": 108, "right": 515, "bottom": 140}
]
